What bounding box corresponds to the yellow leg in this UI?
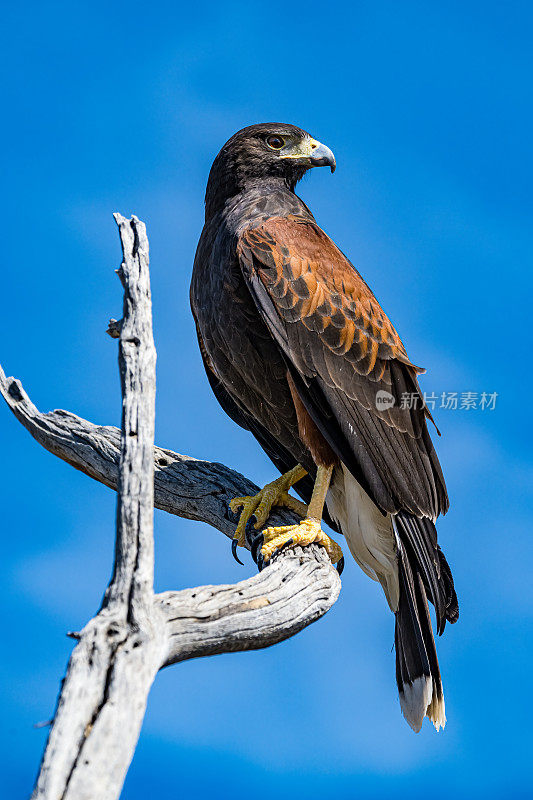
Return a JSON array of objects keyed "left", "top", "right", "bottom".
[
  {"left": 307, "top": 464, "right": 334, "bottom": 520},
  {"left": 229, "top": 464, "right": 308, "bottom": 551},
  {"left": 259, "top": 465, "right": 343, "bottom": 569}
]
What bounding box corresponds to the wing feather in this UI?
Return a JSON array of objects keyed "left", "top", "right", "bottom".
[{"left": 237, "top": 214, "right": 448, "bottom": 518}]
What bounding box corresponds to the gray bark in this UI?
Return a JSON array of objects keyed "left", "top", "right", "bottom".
[{"left": 1, "top": 214, "right": 341, "bottom": 800}]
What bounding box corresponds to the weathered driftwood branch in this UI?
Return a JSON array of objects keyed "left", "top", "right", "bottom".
[
  {"left": 1, "top": 215, "right": 341, "bottom": 800},
  {"left": 0, "top": 376, "right": 297, "bottom": 539}
]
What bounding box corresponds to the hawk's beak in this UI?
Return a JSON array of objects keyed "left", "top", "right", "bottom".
[
  {"left": 280, "top": 137, "right": 336, "bottom": 173},
  {"left": 308, "top": 139, "right": 336, "bottom": 173}
]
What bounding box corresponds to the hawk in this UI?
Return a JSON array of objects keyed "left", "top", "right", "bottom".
[{"left": 190, "top": 123, "right": 458, "bottom": 732}]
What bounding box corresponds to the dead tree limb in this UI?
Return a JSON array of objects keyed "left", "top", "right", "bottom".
[{"left": 1, "top": 215, "right": 341, "bottom": 800}]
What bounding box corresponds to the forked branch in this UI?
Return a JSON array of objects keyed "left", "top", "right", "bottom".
[{"left": 1, "top": 215, "right": 341, "bottom": 800}]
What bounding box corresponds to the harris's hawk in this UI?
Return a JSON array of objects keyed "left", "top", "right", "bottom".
[{"left": 190, "top": 123, "right": 458, "bottom": 732}]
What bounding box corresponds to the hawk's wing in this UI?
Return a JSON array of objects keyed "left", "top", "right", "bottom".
[{"left": 237, "top": 215, "right": 448, "bottom": 519}]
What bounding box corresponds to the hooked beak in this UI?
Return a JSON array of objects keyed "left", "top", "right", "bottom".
[
  {"left": 280, "top": 136, "right": 336, "bottom": 173},
  {"left": 308, "top": 139, "right": 336, "bottom": 172}
]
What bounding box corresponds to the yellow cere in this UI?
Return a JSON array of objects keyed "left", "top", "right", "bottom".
[{"left": 281, "top": 136, "right": 321, "bottom": 159}]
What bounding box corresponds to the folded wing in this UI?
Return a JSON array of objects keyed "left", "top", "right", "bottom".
[{"left": 237, "top": 214, "right": 448, "bottom": 520}]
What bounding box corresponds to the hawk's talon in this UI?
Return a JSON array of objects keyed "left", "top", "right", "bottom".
[
  {"left": 259, "top": 517, "right": 343, "bottom": 568},
  {"left": 250, "top": 531, "right": 264, "bottom": 565},
  {"left": 245, "top": 514, "right": 259, "bottom": 540},
  {"left": 231, "top": 536, "right": 244, "bottom": 565},
  {"left": 229, "top": 466, "right": 308, "bottom": 559},
  {"left": 336, "top": 556, "right": 345, "bottom": 576}
]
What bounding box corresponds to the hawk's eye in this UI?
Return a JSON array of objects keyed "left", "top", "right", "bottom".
[{"left": 266, "top": 135, "right": 285, "bottom": 150}]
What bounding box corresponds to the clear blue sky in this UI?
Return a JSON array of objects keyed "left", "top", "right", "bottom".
[{"left": 1, "top": 2, "right": 532, "bottom": 798}]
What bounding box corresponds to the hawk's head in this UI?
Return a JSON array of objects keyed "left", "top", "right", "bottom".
[{"left": 205, "top": 123, "right": 335, "bottom": 216}]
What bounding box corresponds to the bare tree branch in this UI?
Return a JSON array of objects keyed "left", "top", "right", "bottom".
[
  {"left": 28, "top": 214, "right": 167, "bottom": 800},
  {"left": 0, "top": 375, "right": 298, "bottom": 539},
  {"left": 158, "top": 549, "right": 340, "bottom": 666},
  {"left": 1, "top": 215, "right": 341, "bottom": 800}
]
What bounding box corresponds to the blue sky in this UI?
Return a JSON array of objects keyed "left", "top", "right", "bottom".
[{"left": 1, "top": 1, "right": 532, "bottom": 797}]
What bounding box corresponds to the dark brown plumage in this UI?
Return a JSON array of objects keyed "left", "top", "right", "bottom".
[{"left": 190, "top": 123, "right": 458, "bottom": 731}]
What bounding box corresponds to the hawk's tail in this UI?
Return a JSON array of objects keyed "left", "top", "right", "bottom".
[{"left": 394, "top": 547, "right": 446, "bottom": 732}]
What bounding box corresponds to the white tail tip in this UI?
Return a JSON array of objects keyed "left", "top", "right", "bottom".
[{"left": 399, "top": 677, "right": 446, "bottom": 732}]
